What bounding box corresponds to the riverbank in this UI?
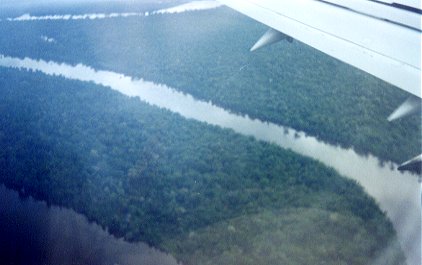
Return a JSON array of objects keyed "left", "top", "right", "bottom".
[
  {"left": 0, "top": 7, "right": 419, "bottom": 163},
  {"left": 0, "top": 185, "right": 180, "bottom": 265},
  {"left": 0, "top": 62, "right": 410, "bottom": 264}
]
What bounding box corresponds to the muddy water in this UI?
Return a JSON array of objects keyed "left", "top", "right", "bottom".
[{"left": 0, "top": 55, "right": 419, "bottom": 264}]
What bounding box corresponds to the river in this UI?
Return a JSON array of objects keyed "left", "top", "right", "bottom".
[
  {"left": 0, "top": 55, "right": 420, "bottom": 265},
  {"left": 0, "top": 185, "right": 180, "bottom": 265}
]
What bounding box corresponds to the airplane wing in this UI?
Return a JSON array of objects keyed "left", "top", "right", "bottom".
[
  {"left": 218, "top": 0, "right": 421, "bottom": 98},
  {"left": 218, "top": 0, "right": 422, "bottom": 173}
]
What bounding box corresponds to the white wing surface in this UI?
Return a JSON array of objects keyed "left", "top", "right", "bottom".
[{"left": 218, "top": 0, "right": 422, "bottom": 98}]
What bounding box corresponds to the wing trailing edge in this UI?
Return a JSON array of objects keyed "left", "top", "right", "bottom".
[
  {"left": 218, "top": 0, "right": 421, "bottom": 98},
  {"left": 218, "top": 0, "right": 421, "bottom": 174}
]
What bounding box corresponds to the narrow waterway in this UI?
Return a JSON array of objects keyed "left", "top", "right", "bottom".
[
  {"left": 3, "top": 1, "right": 222, "bottom": 21},
  {"left": 0, "top": 55, "right": 419, "bottom": 264}
]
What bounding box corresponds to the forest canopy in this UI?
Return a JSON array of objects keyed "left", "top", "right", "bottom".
[
  {"left": 0, "top": 8, "right": 419, "bottom": 163},
  {"left": 0, "top": 68, "right": 406, "bottom": 264}
]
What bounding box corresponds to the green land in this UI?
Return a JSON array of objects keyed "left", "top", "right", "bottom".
[
  {"left": 0, "top": 68, "right": 406, "bottom": 264},
  {"left": 0, "top": 8, "right": 420, "bottom": 163}
]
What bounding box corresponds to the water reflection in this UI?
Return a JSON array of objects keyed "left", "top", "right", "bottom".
[
  {"left": 0, "top": 185, "right": 180, "bottom": 265},
  {"left": 0, "top": 55, "right": 419, "bottom": 264}
]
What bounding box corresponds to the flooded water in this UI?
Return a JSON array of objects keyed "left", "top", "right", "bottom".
[
  {"left": 0, "top": 185, "right": 180, "bottom": 265},
  {"left": 0, "top": 55, "right": 420, "bottom": 264}
]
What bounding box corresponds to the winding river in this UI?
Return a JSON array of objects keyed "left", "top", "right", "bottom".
[{"left": 0, "top": 55, "right": 419, "bottom": 264}]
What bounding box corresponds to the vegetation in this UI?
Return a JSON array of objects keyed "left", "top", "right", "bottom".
[
  {"left": 0, "top": 8, "right": 420, "bottom": 164},
  {"left": 0, "top": 68, "right": 406, "bottom": 264},
  {"left": 163, "top": 208, "right": 404, "bottom": 265}
]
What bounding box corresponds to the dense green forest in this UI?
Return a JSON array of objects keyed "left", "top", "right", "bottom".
[
  {"left": 0, "top": 8, "right": 420, "bottom": 164},
  {"left": 0, "top": 68, "right": 406, "bottom": 264}
]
